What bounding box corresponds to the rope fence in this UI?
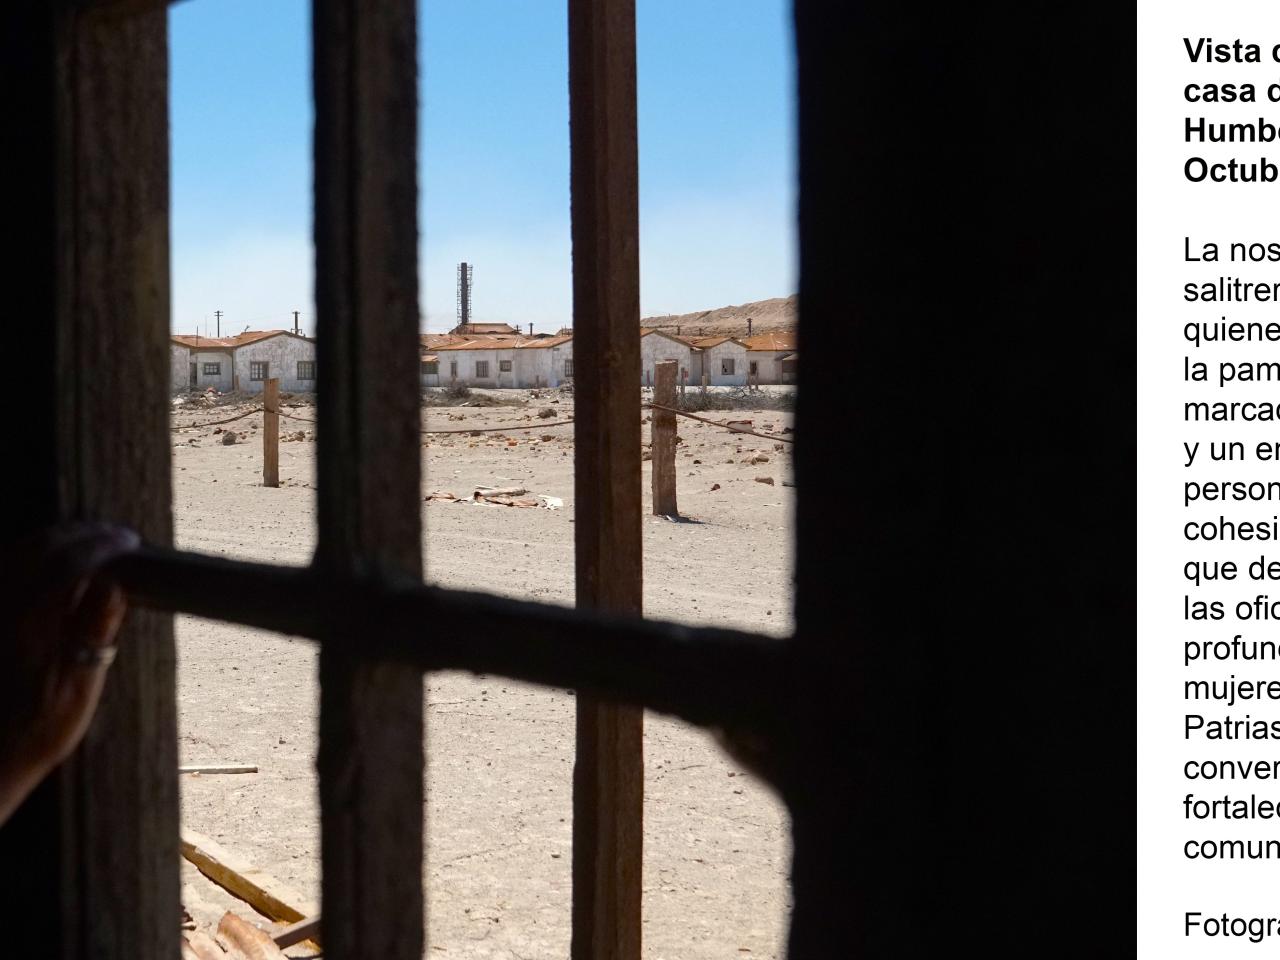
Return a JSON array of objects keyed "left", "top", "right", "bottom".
[{"left": 178, "top": 401, "right": 790, "bottom": 442}]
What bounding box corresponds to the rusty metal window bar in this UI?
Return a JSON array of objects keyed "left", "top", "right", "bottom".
[
  {"left": 475, "top": 360, "right": 490, "bottom": 378},
  {"left": 499, "top": 359, "right": 512, "bottom": 372}
]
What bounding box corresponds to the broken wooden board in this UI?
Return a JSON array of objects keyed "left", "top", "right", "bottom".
[
  {"left": 273, "top": 914, "right": 322, "bottom": 949},
  {"left": 180, "top": 764, "right": 259, "bottom": 775},
  {"left": 180, "top": 830, "right": 319, "bottom": 949}
]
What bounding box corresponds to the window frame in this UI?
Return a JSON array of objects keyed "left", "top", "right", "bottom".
[
  {"left": 249, "top": 360, "right": 269, "bottom": 381},
  {"left": 202, "top": 362, "right": 222, "bottom": 376},
  {"left": 297, "top": 360, "right": 316, "bottom": 380}
]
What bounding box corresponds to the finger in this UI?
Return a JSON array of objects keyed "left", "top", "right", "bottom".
[
  {"left": 58, "top": 526, "right": 142, "bottom": 613},
  {"left": 70, "top": 581, "right": 128, "bottom": 655}
]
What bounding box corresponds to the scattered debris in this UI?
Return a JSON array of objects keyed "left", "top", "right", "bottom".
[
  {"left": 710, "top": 483, "right": 721, "bottom": 491},
  {"left": 221, "top": 431, "right": 238, "bottom": 446},
  {"left": 428, "top": 489, "right": 562, "bottom": 510},
  {"left": 180, "top": 764, "right": 258, "bottom": 775},
  {"left": 181, "top": 829, "right": 317, "bottom": 935},
  {"left": 754, "top": 476, "right": 775, "bottom": 485},
  {"left": 537, "top": 407, "right": 556, "bottom": 419},
  {"left": 215, "top": 912, "right": 289, "bottom": 959},
  {"left": 475, "top": 486, "right": 528, "bottom": 498},
  {"left": 749, "top": 452, "right": 770, "bottom": 464}
]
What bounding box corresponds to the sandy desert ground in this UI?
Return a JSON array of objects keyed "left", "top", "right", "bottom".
[{"left": 172, "top": 387, "right": 795, "bottom": 959}]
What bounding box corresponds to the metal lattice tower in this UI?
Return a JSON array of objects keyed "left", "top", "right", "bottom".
[{"left": 456, "top": 262, "right": 473, "bottom": 327}]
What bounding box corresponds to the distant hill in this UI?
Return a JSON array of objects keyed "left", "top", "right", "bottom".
[{"left": 641, "top": 295, "right": 796, "bottom": 339}]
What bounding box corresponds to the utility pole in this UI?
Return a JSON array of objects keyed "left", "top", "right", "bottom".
[{"left": 214, "top": 309, "right": 223, "bottom": 338}]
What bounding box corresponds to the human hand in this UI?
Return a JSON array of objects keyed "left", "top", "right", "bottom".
[{"left": 0, "top": 523, "right": 139, "bottom": 823}]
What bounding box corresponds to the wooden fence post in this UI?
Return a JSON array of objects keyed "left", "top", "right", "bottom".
[
  {"left": 651, "top": 360, "right": 677, "bottom": 517},
  {"left": 263, "top": 378, "right": 279, "bottom": 488}
]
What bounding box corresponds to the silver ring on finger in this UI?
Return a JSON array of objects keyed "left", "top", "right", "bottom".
[{"left": 72, "top": 645, "right": 118, "bottom": 668}]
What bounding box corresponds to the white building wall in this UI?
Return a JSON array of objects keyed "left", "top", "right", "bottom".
[
  {"left": 233, "top": 334, "right": 317, "bottom": 393},
  {"left": 192, "top": 350, "right": 235, "bottom": 392},
  {"left": 431, "top": 340, "right": 573, "bottom": 389},
  {"left": 703, "top": 341, "right": 749, "bottom": 386},
  {"left": 746, "top": 349, "right": 791, "bottom": 384},
  {"left": 420, "top": 360, "right": 441, "bottom": 388},
  {"left": 639, "top": 333, "right": 694, "bottom": 387},
  {"left": 527, "top": 343, "right": 573, "bottom": 389},
  {"left": 172, "top": 344, "right": 237, "bottom": 393},
  {"left": 433, "top": 349, "right": 519, "bottom": 388},
  {"left": 170, "top": 345, "right": 191, "bottom": 393}
]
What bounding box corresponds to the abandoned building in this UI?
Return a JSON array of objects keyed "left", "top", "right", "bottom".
[
  {"left": 639, "top": 328, "right": 696, "bottom": 386},
  {"left": 688, "top": 336, "right": 751, "bottom": 386},
  {"left": 420, "top": 332, "right": 575, "bottom": 388},
  {"left": 170, "top": 330, "right": 317, "bottom": 394},
  {"left": 742, "top": 331, "right": 798, "bottom": 383}
]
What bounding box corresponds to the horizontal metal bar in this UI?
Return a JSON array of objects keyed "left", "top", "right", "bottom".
[{"left": 110, "top": 546, "right": 790, "bottom": 731}]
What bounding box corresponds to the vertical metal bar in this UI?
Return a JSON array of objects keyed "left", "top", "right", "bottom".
[
  {"left": 0, "top": 4, "right": 177, "bottom": 958},
  {"left": 568, "top": 0, "right": 644, "bottom": 957},
  {"left": 313, "top": 1, "right": 424, "bottom": 957}
]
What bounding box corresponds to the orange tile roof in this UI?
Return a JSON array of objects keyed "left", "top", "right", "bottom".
[
  {"left": 434, "top": 335, "right": 524, "bottom": 351},
  {"left": 172, "top": 334, "right": 235, "bottom": 349},
  {"left": 742, "top": 331, "right": 797, "bottom": 352},
  {"left": 689, "top": 335, "right": 747, "bottom": 349},
  {"left": 172, "top": 329, "right": 310, "bottom": 350},
  {"left": 421, "top": 333, "right": 469, "bottom": 349},
  {"left": 430, "top": 333, "right": 574, "bottom": 351},
  {"left": 518, "top": 334, "right": 573, "bottom": 349}
]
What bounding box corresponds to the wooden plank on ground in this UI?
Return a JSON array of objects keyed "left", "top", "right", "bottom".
[
  {"left": 273, "top": 914, "right": 322, "bottom": 949},
  {"left": 180, "top": 829, "right": 318, "bottom": 927},
  {"left": 313, "top": 0, "right": 425, "bottom": 958},
  {"left": 180, "top": 764, "right": 258, "bottom": 775},
  {"left": 569, "top": 0, "right": 644, "bottom": 957}
]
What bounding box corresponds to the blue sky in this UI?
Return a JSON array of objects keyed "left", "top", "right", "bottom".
[{"left": 170, "top": 0, "right": 794, "bottom": 336}]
